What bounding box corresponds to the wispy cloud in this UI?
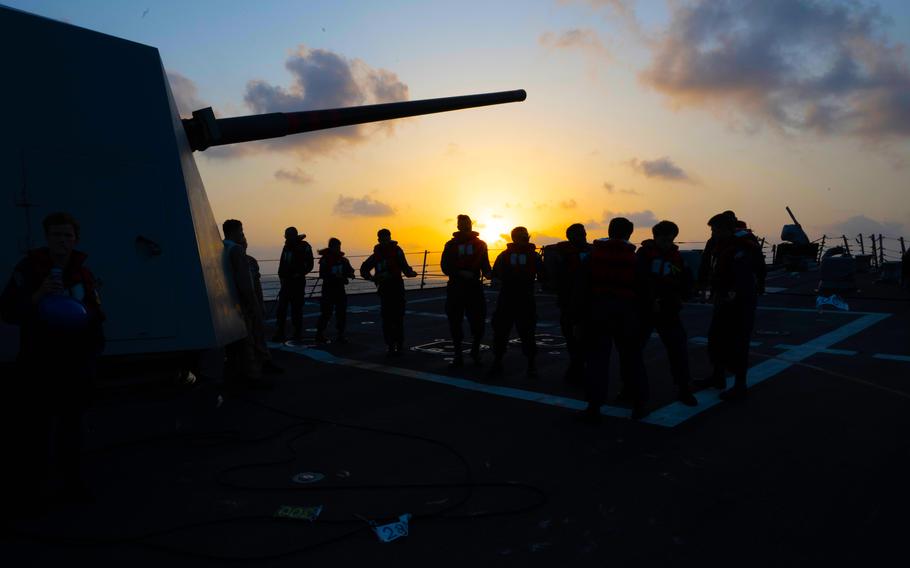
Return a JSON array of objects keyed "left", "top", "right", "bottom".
[
  {"left": 585, "top": 209, "right": 659, "bottom": 230},
  {"left": 274, "top": 167, "right": 313, "bottom": 185},
  {"left": 539, "top": 28, "right": 609, "bottom": 59},
  {"left": 333, "top": 195, "right": 396, "bottom": 217},
  {"left": 628, "top": 157, "right": 692, "bottom": 182},
  {"left": 603, "top": 181, "right": 641, "bottom": 195},
  {"left": 560, "top": 199, "right": 578, "bottom": 209}
]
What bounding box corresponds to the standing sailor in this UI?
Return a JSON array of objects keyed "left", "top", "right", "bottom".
[
  {"left": 695, "top": 212, "right": 766, "bottom": 400},
  {"left": 441, "top": 215, "right": 492, "bottom": 367},
  {"left": 360, "top": 229, "right": 418, "bottom": 356},
  {"left": 1, "top": 212, "right": 105, "bottom": 510},
  {"left": 490, "top": 226, "right": 544, "bottom": 377},
  {"left": 222, "top": 219, "right": 266, "bottom": 387},
  {"left": 315, "top": 238, "right": 355, "bottom": 344},
  {"left": 272, "top": 227, "right": 314, "bottom": 343},
  {"left": 579, "top": 217, "right": 650, "bottom": 422},
  {"left": 549, "top": 223, "right": 591, "bottom": 384},
  {"left": 637, "top": 221, "right": 696, "bottom": 406}
]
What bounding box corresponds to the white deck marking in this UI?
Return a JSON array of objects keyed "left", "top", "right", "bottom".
[
  {"left": 690, "top": 336, "right": 762, "bottom": 347},
  {"left": 872, "top": 353, "right": 910, "bottom": 363},
  {"left": 272, "top": 308, "right": 892, "bottom": 428},
  {"left": 277, "top": 343, "right": 635, "bottom": 420},
  {"left": 644, "top": 312, "right": 891, "bottom": 427},
  {"left": 775, "top": 344, "right": 858, "bottom": 356}
]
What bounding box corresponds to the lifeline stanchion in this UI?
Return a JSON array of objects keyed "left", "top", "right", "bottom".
[{"left": 420, "top": 249, "right": 428, "bottom": 289}]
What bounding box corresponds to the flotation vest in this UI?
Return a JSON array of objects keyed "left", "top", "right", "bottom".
[
  {"left": 451, "top": 232, "right": 486, "bottom": 271},
  {"left": 504, "top": 242, "right": 538, "bottom": 278},
  {"left": 551, "top": 240, "right": 590, "bottom": 274},
  {"left": 373, "top": 242, "right": 402, "bottom": 278},
  {"left": 638, "top": 240, "right": 683, "bottom": 278},
  {"left": 319, "top": 249, "right": 350, "bottom": 280},
  {"left": 589, "top": 238, "right": 637, "bottom": 299}
]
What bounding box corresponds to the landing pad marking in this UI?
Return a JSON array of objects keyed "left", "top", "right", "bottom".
[
  {"left": 272, "top": 306, "right": 892, "bottom": 427},
  {"left": 775, "top": 344, "right": 858, "bottom": 356},
  {"left": 872, "top": 353, "right": 910, "bottom": 363},
  {"left": 278, "top": 343, "right": 633, "bottom": 419},
  {"left": 644, "top": 312, "right": 891, "bottom": 427}
]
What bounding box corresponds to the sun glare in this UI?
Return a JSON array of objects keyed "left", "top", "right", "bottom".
[{"left": 478, "top": 217, "right": 513, "bottom": 247}]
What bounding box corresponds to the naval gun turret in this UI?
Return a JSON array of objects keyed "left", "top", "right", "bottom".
[
  {"left": 0, "top": 6, "right": 526, "bottom": 362},
  {"left": 774, "top": 206, "right": 818, "bottom": 271}
]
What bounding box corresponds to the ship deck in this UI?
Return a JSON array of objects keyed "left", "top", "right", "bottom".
[{"left": 3, "top": 269, "right": 910, "bottom": 566}]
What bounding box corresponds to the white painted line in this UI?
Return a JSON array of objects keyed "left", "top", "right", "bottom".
[
  {"left": 278, "top": 343, "right": 638, "bottom": 421},
  {"left": 270, "top": 308, "right": 892, "bottom": 428},
  {"left": 683, "top": 303, "right": 880, "bottom": 315},
  {"left": 690, "top": 336, "right": 762, "bottom": 347},
  {"left": 644, "top": 312, "right": 891, "bottom": 427},
  {"left": 775, "top": 344, "right": 858, "bottom": 356},
  {"left": 872, "top": 353, "right": 910, "bottom": 363}
]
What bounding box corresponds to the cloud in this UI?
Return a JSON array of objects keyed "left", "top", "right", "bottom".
[
  {"left": 206, "top": 46, "right": 408, "bottom": 157},
  {"left": 603, "top": 181, "right": 641, "bottom": 195},
  {"left": 629, "top": 156, "right": 692, "bottom": 181},
  {"left": 274, "top": 167, "right": 313, "bottom": 184},
  {"left": 539, "top": 28, "right": 610, "bottom": 58},
  {"left": 585, "top": 209, "right": 659, "bottom": 230},
  {"left": 333, "top": 195, "right": 396, "bottom": 217},
  {"left": 533, "top": 233, "right": 565, "bottom": 246},
  {"left": 640, "top": 0, "right": 910, "bottom": 142},
  {"left": 560, "top": 199, "right": 578, "bottom": 209},
  {"left": 167, "top": 71, "right": 208, "bottom": 118},
  {"left": 818, "top": 215, "right": 906, "bottom": 238},
  {"left": 557, "top": 1, "right": 644, "bottom": 39}
]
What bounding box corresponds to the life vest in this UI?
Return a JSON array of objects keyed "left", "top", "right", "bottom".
[
  {"left": 504, "top": 243, "right": 538, "bottom": 278},
  {"left": 638, "top": 240, "right": 683, "bottom": 279},
  {"left": 373, "top": 242, "right": 402, "bottom": 278},
  {"left": 711, "top": 234, "right": 760, "bottom": 292},
  {"left": 551, "top": 240, "right": 590, "bottom": 274},
  {"left": 319, "top": 249, "right": 350, "bottom": 280},
  {"left": 589, "top": 238, "right": 637, "bottom": 299},
  {"left": 450, "top": 232, "right": 486, "bottom": 271},
  {"left": 23, "top": 248, "right": 103, "bottom": 315}
]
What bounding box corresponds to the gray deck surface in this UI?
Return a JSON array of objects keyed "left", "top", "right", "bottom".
[{"left": 3, "top": 269, "right": 909, "bottom": 566}]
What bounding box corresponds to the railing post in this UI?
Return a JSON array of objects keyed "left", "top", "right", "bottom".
[
  {"left": 879, "top": 234, "right": 885, "bottom": 265},
  {"left": 817, "top": 235, "right": 825, "bottom": 263},
  {"left": 842, "top": 234, "right": 850, "bottom": 255},
  {"left": 420, "top": 249, "right": 428, "bottom": 289},
  {"left": 900, "top": 236, "right": 906, "bottom": 256},
  {"left": 869, "top": 234, "right": 877, "bottom": 269},
  {"left": 771, "top": 244, "right": 776, "bottom": 264},
  {"left": 857, "top": 233, "right": 864, "bottom": 255}
]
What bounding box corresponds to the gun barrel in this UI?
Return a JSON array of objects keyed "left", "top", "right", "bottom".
[
  {"left": 184, "top": 89, "right": 526, "bottom": 151},
  {"left": 785, "top": 206, "right": 800, "bottom": 226}
]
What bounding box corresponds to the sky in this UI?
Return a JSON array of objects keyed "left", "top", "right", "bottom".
[{"left": 6, "top": 0, "right": 910, "bottom": 259}]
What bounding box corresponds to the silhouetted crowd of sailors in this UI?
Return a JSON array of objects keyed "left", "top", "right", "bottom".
[
  {"left": 0, "top": 208, "right": 765, "bottom": 515},
  {"left": 229, "top": 210, "right": 766, "bottom": 422}
]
